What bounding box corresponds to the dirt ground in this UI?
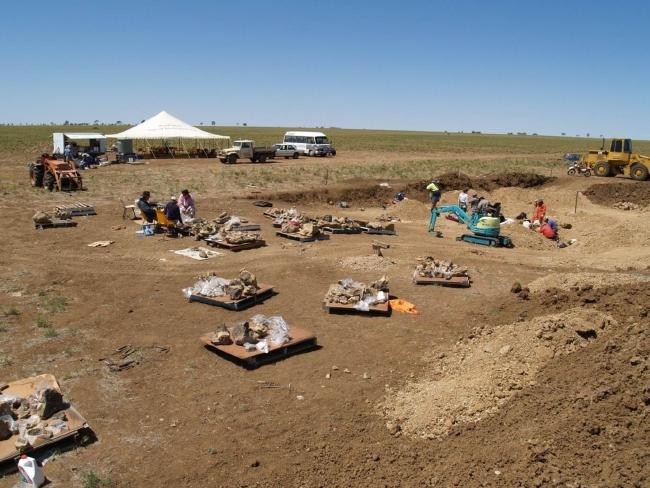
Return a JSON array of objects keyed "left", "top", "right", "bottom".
[{"left": 1, "top": 151, "right": 649, "bottom": 487}]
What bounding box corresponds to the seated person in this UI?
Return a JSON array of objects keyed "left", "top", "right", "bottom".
[
  {"left": 78, "top": 153, "right": 94, "bottom": 170},
  {"left": 177, "top": 189, "right": 196, "bottom": 222},
  {"left": 137, "top": 191, "right": 157, "bottom": 222},
  {"left": 164, "top": 196, "right": 182, "bottom": 224},
  {"left": 539, "top": 219, "right": 558, "bottom": 240}
]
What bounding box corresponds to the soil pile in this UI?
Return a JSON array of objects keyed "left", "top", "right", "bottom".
[
  {"left": 253, "top": 172, "right": 553, "bottom": 206},
  {"left": 389, "top": 199, "right": 431, "bottom": 222},
  {"left": 382, "top": 281, "right": 650, "bottom": 486},
  {"left": 584, "top": 182, "right": 650, "bottom": 208},
  {"left": 501, "top": 223, "right": 558, "bottom": 250},
  {"left": 435, "top": 172, "right": 554, "bottom": 192},
  {"left": 384, "top": 307, "right": 618, "bottom": 439},
  {"left": 527, "top": 272, "right": 650, "bottom": 294}
]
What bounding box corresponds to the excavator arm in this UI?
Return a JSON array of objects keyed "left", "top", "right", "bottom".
[{"left": 428, "top": 204, "right": 470, "bottom": 233}]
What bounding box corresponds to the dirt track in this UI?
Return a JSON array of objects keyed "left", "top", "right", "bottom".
[{"left": 1, "top": 155, "right": 649, "bottom": 487}]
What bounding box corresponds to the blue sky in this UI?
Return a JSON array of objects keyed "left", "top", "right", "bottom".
[{"left": 1, "top": 0, "right": 649, "bottom": 137}]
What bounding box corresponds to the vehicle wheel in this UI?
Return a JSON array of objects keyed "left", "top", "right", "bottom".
[
  {"left": 30, "top": 164, "right": 44, "bottom": 187},
  {"left": 593, "top": 161, "right": 611, "bottom": 177},
  {"left": 285, "top": 156, "right": 289, "bottom": 159},
  {"left": 583, "top": 169, "right": 592, "bottom": 177},
  {"left": 567, "top": 168, "right": 576, "bottom": 176},
  {"left": 250, "top": 158, "right": 257, "bottom": 163},
  {"left": 258, "top": 155, "right": 267, "bottom": 163},
  {"left": 630, "top": 163, "right": 649, "bottom": 181},
  {"left": 43, "top": 172, "right": 55, "bottom": 191},
  {"left": 331, "top": 149, "right": 336, "bottom": 156},
  {"left": 227, "top": 154, "right": 237, "bottom": 165},
  {"left": 293, "top": 153, "right": 299, "bottom": 159},
  {"left": 219, "top": 158, "right": 227, "bottom": 164}
]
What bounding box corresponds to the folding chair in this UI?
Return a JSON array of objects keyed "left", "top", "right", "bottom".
[{"left": 121, "top": 199, "right": 139, "bottom": 220}]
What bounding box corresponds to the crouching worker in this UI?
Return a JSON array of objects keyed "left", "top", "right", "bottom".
[
  {"left": 137, "top": 191, "right": 157, "bottom": 222},
  {"left": 178, "top": 189, "right": 196, "bottom": 223},
  {"left": 539, "top": 217, "right": 558, "bottom": 240}
]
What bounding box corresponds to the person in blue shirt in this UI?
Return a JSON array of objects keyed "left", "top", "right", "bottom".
[
  {"left": 164, "top": 196, "right": 182, "bottom": 223},
  {"left": 137, "top": 191, "right": 157, "bottom": 222}
]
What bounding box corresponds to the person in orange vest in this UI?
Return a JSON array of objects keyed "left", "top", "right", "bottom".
[{"left": 532, "top": 198, "right": 547, "bottom": 225}]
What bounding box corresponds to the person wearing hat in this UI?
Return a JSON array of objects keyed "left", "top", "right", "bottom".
[
  {"left": 426, "top": 181, "right": 441, "bottom": 210},
  {"left": 532, "top": 198, "right": 547, "bottom": 226},
  {"left": 164, "top": 195, "right": 182, "bottom": 224},
  {"left": 177, "top": 189, "right": 196, "bottom": 223}
]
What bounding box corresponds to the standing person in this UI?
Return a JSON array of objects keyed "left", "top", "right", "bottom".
[
  {"left": 178, "top": 189, "right": 196, "bottom": 222},
  {"left": 137, "top": 191, "right": 157, "bottom": 222},
  {"left": 532, "top": 199, "right": 547, "bottom": 225},
  {"left": 458, "top": 188, "right": 469, "bottom": 212},
  {"left": 64, "top": 143, "right": 72, "bottom": 162},
  {"left": 426, "top": 181, "right": 441, "bottom": 210}
]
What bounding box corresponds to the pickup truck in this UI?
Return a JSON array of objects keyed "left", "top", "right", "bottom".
[{"left": 218, "top": 140, "right": 275, "bottom": 164}]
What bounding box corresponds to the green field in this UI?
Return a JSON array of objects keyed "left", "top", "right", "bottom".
[
  {"left": 2, "top": 125, "right": 649, "bottom": 200},
  {"left": 3, "top": 124, "right": 648, "bottom": 155}
]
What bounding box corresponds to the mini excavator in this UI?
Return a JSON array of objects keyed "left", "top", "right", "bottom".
[{"left": 428, "top": 204, "right": 513, "bottom": 248}]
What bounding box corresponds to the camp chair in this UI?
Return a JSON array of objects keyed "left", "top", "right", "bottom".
[
  {"left": 121, "top": 199, "right": 139, "bottom": 219},
  {"left": 155, "top": 209, "right": 188, "bottom": 236}
]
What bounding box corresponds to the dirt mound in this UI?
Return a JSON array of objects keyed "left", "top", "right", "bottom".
[
  {"left": 435, "top": 172, "right": 554, "bottom": 192},
  {"left": 584, "top": 181, "right": 650, "bottom": 208},
  {"left": 501, "top": 222, "right": 558, "bottom": 250},
  {"left": 382, "top": 281, "right": 650, "bottom": 486},
  {"left": 389, "top": 199, "right": 430, "bottom": 222},
  {"left": 384, "top": 307, "right": 618, "bottom": 439},
  {"left": 527, "top": 272, "right": 650, "bottom": 294},
  {"left": 254, "top": 172, "right": 553, "bottom": 206}
]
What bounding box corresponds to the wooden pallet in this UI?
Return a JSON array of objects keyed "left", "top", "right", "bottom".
[
  {"left": 360, "top": 227, "right": 397, "bottom": 236},
  {"left": 189, "top": 285, "right": 274, "bottom": 311},
  {"left": 413, "top": 276, "right": 471, "bottom": 288},
  {"left": 54, "top": 203, "right": 96, "bottom": 216},
  {"left": 34, "top": 219, "right": 77, "bottom": 230},
  {"left": 322, "top": 226, "right": 363, "bottom": 234},
  {"left": 262, "top": 211, "right": 280, "bottom": 219},
  {"left": 204, "top": 237, "right": 266, "bottom": 252},
  {"left": 0, "top": 375, "right": 90, "bottom": 469},
  {"left": 275, "top": 231, "right": 330, "bottom": 242},
  {"left": 323, "top": 300, "right": 391, "bottom": 316},
  {"left": 200, "top": 326, "right": 317, "bottom": 368}
]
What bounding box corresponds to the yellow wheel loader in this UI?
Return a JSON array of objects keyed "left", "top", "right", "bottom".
[{"left": 581, "top": 138, "right": 650, "bottom": 181}]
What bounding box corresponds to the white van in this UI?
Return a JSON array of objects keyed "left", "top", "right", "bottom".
[{"left": 282, "top": 131, "right": 336, "bottom": 157}]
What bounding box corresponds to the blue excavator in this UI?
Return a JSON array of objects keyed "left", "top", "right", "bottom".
[{"left": 428, "top": 203, "right": 513, "bottom": 248}]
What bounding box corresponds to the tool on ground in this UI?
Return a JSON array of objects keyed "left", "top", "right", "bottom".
[
  {"left": 372, "top": 240, "right": 390, "bottom": 256},
  {"left": 428, "top": 204, "right": 513, "bottom": 248}
]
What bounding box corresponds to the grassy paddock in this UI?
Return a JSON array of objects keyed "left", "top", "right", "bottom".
[
  {"left": 1, "top": 125, "right": 648, "bottom": 198},
  {"left": 3, "top": 124, "right": 648, "bottom": 155}
]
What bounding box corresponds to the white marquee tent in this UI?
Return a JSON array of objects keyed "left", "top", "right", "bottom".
[{"left": 107, "top": 110, "right": 230, "bottom": 157}]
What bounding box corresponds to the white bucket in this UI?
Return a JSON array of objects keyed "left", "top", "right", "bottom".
[{"left": 17, "top": 455, "right": 45, "bottom": 487}]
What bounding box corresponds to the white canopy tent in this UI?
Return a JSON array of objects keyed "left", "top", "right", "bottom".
[{"left": 106, "top": 110, "right": 230, "bottom": 158}]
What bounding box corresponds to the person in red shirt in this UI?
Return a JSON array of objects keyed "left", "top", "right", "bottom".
[
  {"left": 539, "top": 222, "right": 557, "bottom": 240},
  {"left": 532, "top": 199, "right": 547, "bottom": 224}
]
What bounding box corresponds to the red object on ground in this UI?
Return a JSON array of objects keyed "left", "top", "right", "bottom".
[{"left": 445, "top": 214, "right": 459, "bottom": 222}]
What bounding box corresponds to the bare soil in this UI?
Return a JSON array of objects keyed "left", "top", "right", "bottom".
[
  {"left": 1, "top": 151, "right": 649, "bottom": 487},
  {"left": 584, "top": 180, "right": 650, "bottom": 207}
]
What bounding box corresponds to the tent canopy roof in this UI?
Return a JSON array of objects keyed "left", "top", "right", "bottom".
[
  {"left": 61, "top": 132, "right": 106, "bottom": 140},
  {"left": 106, "top": 111, "right": 229, "bottom": 140}
]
